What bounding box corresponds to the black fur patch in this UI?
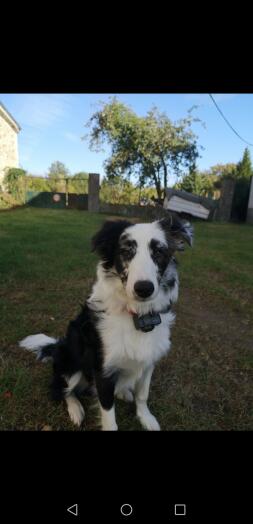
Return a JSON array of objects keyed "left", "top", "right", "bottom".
[
  {"left": 159, "top": 213, "right": 193, "bottom": 251},
  {"left": 114, "top": 235, "right": 137, "bottom": 282},
  {"left": 92, "top": 220, "right": 133, "bottom": 269},
  {"left": 95, "top": 371, "right": 118, "bottom": 410},
  {"left": 41, "top": 303, "right": 118, "bottom": 410},
  {"left": 160, "top": 276, "right": 176, "bottom": 292},
  {"left": 149, "top": 238, "right": 173, "bottom": 276}
]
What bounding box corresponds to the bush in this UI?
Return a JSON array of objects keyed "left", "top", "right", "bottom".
[
  {"left": 3, "top": 168, "right": 26, "bottom": 203},
  {"left": 0, "top": 191, "right": 20, "bottom": 209}
]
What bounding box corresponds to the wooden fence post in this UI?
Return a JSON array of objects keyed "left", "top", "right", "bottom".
[
  {"left": 65, "top": 178, "right": 69, "bottom": 207},
  {"left": 88, "top": 173, "right": 100, "bottom": 212},
  {"left": 216, "top": 178, "right": 235, "bottom": 221}
]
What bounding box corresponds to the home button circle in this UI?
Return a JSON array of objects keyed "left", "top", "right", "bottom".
[{"left": 120, "top": 504, "right": 133, "bottom": 516}]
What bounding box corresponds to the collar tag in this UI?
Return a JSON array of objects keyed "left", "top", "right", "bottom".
[{"left": 133, "top": 312, "right": 162, "bottom": 332}]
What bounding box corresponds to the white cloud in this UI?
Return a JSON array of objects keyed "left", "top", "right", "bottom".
[
  {"left": 15, "top": 94, "right": 73, "bottom": 129},
  {"left": 14, "top": 94, "right": 76, "bottom": 173}
]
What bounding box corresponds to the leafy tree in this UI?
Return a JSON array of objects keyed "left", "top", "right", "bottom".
[
  {"left": 68, "top": 172, "right": 89, "bottom": 194},
  {"left": 3, "top": 168, "right": 26, "bottom": 201},
  {"left": 86, "top": 98, "right": 201, "bottom": 202},
  {"left": 25, "top": 176, "right": 51, "bottom": 192},
  {"left": 100, "top": 176, "right": 158, "bottom": 205},
  {"left": 48, "top": 161, "right": 70, "bottom": 178},
  {"left": 199, "top": 172, "right": 219, "bottom": 198},
  {"left": 175, "top": 165, "right": 233, "bottom": 199},
  {"left": 175, "top": 168, "right": 203, "bottom": 194},
  {"left": 236, "top": 148, "right": 252, "bottom": 179},
  {"left": 207, "top": 163, "right": 237, "bottom": 179},
  {"left": 100, "top": 176, "right": 137, "bottom": 204},
  {"left": 47, "top": 161, "right": 70, "bottom": 192}
]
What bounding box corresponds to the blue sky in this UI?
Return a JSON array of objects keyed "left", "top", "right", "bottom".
[{"left": 1, "top": 93, "right": 253, "bottom": 184}]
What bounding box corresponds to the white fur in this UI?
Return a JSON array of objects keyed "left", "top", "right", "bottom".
[
  {"left": 100, "top": 404, "right": 118, "bottom": 431},
  {"left": 19, "top": 334, "right": 57, "bottom": 352},
  {"left": 125, "top": 222, "right": 166, "bottom": 301},
  {"left": 19, "top": 220, "right": 185, "bottom": 431},
  {"left": 64, "top": 372, "right": 82, "bottom": 395},
  {"left": 64, "top": 372, "right": 85, "bottom": 427},
  {"left": 97, "top": 310, "right": 174, "bottom": 370},
  {"left": 116, "top": 388, "right": 134, "bottom": 402},
  {"left": 135, "top": 365, "right": 160, "bottom": 430},
  {"left": 136, "top": 402, "right": 160, "bottom": 430},
  {"left": 66, "top": 394, "right": 85, "bottom": 427},
  {"left": 88, "top": 221, "right": 178, "bottom": 430}
]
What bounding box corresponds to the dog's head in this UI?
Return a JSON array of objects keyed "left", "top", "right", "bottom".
[{"left": 92, "top": 214, "right": 193, "bottom": 302}]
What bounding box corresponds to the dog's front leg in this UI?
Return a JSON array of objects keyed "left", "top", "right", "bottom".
[
  {"left": 135, "top": 365, "right": 160, "bottom": 431},
  {"left": 95, "top": 372, "right": 118, "bottom": 431}
]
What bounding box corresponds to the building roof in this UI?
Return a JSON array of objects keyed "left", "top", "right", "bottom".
[
  {"left": 165, "top": 187, "right": 217, "bottom": 210},
  {"left": 0, "top": 102, "right": 21, "bottom": 132}
]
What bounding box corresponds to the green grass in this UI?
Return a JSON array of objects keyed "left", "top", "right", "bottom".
[{"left": 0, "top": 208, "right": 252, "bottom": 430}]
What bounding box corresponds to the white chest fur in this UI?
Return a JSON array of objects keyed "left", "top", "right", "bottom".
[
  {"left": 97, "top": 309, "right": 174, "bottom": 372},
  {"left": 89, "top": 262, "right": 177, "bottom": 375}
]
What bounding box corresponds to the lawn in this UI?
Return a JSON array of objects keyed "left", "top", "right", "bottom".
[{"left": 0, "top": 207, "right": 252, "bottom": 430}]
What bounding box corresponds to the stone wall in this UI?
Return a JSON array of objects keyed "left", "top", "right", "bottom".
[{"left": 0, "top": 107, "right": 19, "bottom": 185}]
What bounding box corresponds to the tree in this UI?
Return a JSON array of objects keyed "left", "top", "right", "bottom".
[
  {"left": 199, "top": 172, "right": 219, "bottom": 198},
  {"left": 3, "top": 168, "right": 27, "bottom": 201},
  {"left": 175, "top": 169, "right": 203, "bottom": 194},
  {"left": 47, "top": 161, "right": 70, "bottom": 192},
  {"left": 206, "top": 163, "right": 237, "bottom": 179},
  {"left": 100, "top": 176, "right": 158, "bottom": 205},
  {"left": 69, "top": 172, "right": 89, "bottom": 194},
  {"left": 48, "top": 161, "right": 70, "bottom": 178},
  {"left": 25, "top": 176, "right": 51, "bottom": 192},
  {"left": 100, "top": 175, "right": 138, "bottom": 204},
  {"left": 236, "top": 148, "right": 252, "bottom": 179},
  {"left": 175, "top": 164, "right": 236, "bottom": 198},
  {"left": 85, "top": 98, "right": 201, "bottom": 202}
]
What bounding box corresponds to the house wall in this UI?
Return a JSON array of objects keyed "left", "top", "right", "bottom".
[{"left": 0, "top": 109, "right": 19, "bottom": 186}]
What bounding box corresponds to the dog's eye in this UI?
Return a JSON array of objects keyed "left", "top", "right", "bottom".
[
  {"left": 119, "top": 248, "right": 134, "bottom": 259},
  {"left": 154, "top": 247, "right": 166, "bottom": 256}
]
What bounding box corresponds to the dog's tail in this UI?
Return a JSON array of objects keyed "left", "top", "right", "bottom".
[{"left": 19, "top": 334, "right": 58, "bottom": 362}]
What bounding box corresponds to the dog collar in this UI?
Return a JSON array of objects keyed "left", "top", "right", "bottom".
[{"left": 130, "top": 303, "right": 172, "bottom": 333}]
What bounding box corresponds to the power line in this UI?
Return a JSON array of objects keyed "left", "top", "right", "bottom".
[{"left": 208, "top": 94, "right": 253, "bottom": 147}]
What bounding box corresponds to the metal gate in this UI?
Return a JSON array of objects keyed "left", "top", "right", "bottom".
[{"left": 26, "top": 191, "right": 88, "bottom": 210}]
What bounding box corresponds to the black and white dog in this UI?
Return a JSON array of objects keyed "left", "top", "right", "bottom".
[{"left": 19, "top": 214, "right": 193, "bottom": 431}]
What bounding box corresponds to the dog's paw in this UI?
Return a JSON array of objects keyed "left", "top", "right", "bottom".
[
  {"left": 116, "top": 389, "right": 134, "bottom": 402},
  {"left": 137, "top": 409, "right": 160, "bottom": 431},
  {"left": 102, "top": 423, "right": 118, "bottom": 431},
  {"left": 66, "top": 396, "right": 85, "bottom": 427}
]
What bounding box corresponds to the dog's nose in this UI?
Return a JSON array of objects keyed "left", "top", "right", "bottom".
[{"left": 134, "top": 280, "right": 154, "bottom": 298}]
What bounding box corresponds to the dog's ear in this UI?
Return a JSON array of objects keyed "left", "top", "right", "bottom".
[
  {"left": 159, "top": 213, "right": 194, "bottom": 251},
  {"left": 91, "top": 220, "right": 133, "bottom": 268}
]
